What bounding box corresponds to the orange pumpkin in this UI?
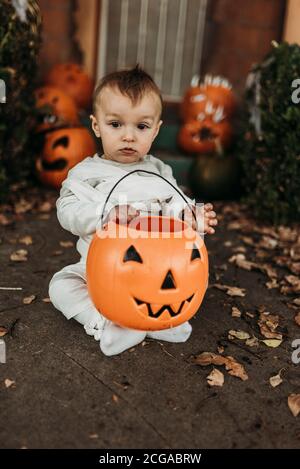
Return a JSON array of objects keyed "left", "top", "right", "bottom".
[
  {"left": 178, "top": 118, "right": 233, "bottom": 154},
  {"left": 87, "top": 216, "right": 209, "bottom": 331},
  {"left": 46, "top": 63, "right": 94, "bottom": 109},
  {"left": 182, "top": 75, "right": 236, "bottom": 122},
  {"left": 180, "top": 75, "right": 203, "bottom": 121},
  {"left": 36, "top": 127, "right": 97, "bottom": 189},
  {"left": 35, "top": 86, "right": 79, "bottom": 132}
]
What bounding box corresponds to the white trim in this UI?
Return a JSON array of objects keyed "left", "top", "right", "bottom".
[
  {"left": 154, "top": 0, "right": 168, "bottom": 87},
  {"left": 97, "top": 0, "right": 109, "bottom": 79},
  {"left": 192, "top": 0, "right": 208, "bottom": 77},
  {"left": 117, "top": 0, "right": 129, "bottom": 69},
  {"left": 137, "top": 0, "right": 149, "bottom": 66},
  {"left": 171, "top": 0, "right": 188, "bottom": 96}
]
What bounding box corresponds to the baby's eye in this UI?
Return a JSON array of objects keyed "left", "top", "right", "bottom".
[
  {"left": 109, "top": 121, "right": 121, "bottom": 128},
  {"left": 137, "top": 123, "right": 150, "bottom": 130}
]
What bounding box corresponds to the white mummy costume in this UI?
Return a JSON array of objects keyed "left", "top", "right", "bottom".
[{"left": 49, "top": 153, "right": 195, "bottom": 356}]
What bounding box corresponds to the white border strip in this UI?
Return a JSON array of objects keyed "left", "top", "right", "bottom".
[
  {"left": 192, "top": 0, "right": 208, "bottom": 76},
  {"left": 117, "top": 0, "right": 129, "bottom": 69},
  {"left": 171, "top": 0, "right": 188, "bottom": 96},
  {"left": 97, "top": 0, "right": 109, "bottom": 79},
  {"left": 137, "top": 0, "right": 149, "bottom": 66},
  {"left": 154, "top": 0, "right": 168, "bottom": 87}
]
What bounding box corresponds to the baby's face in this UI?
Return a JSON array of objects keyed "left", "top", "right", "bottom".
[{"left": 90, "top": 87, "right": 162, "bottom": 163}]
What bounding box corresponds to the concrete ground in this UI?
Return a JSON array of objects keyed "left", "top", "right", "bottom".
[{"left": 0, "top": 187, "right": 299, "bottom": 449}]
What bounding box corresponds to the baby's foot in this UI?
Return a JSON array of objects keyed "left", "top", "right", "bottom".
[
  {"left": 147, "top": 321, "right": 192, "bottom": 343},
  {"left": 100, "top": 321, "right": 146, "bottom": 356},
  {"left": 84, "top": 316, "right": 106, "bottom": 341},
  {"left": 73, "top": 307, "right": 106, "bottom": 341}
]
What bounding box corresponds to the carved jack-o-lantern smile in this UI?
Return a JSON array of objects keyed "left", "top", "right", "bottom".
[
  {"left": 87, "top": 217, "right": 209, "bottom": 330},
  {"left": 125, "top": 244, "right": 198, "bottom": 319},
  {"left": 35, "top": 127, "right": 96, "bottom": 189},
  {"left": 178, "top": 118, "right": 233, "bottom": 154}
]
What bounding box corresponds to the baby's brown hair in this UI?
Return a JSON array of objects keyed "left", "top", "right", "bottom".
[{"left": 93, "top": 64, "right": 163, "bottom": 117}]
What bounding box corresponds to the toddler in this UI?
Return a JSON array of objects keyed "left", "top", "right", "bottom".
[{"left": 49, "top": 65, "right": 218, "bottom": 356}]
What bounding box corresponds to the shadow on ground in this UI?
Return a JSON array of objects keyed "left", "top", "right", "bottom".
[{"left": 0, "top": 189, "right": 299, "bottom": 448}]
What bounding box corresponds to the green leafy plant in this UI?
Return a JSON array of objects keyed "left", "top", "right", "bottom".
[
  {"left": 0, "top": 0, "right": 41, "bottom": 201},
  {"left": 239, "top": 42, "right": 300, "bottom": 224}
]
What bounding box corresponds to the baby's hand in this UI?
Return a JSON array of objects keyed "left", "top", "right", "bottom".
[
  {"left": 180, "top": 203, "right": 218, "bottom": 234},
  {"left": 104, "top": 204, "right": 140, "bottom": 225}
]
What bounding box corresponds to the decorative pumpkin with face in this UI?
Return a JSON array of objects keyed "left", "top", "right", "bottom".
[
  {"left": 36, "top": 127, "right": 97, "bottom": 189},
  {"left": 46, "top": 63, "right": 94, "bottom": 109},
  {"left": 181, "top": 75, "right": 236, "bottom": 123},
  {"left": 35, "top": 86, "right": 79, "bottom": 133},
  {"left": 86, "top": 216, "right": 209, "bottom": 331},
  {"left": 177, "top": 117, "right": 233, "bottom": 154}
]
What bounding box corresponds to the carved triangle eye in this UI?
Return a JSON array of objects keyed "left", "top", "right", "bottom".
[
  {"left": 123, "top": 245, "right": 143, "bottom": 263},
  {"left": 191, "top": 244, "right": 201, "bottom": 261}
]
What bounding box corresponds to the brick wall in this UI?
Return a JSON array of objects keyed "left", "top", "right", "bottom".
[
  {"left": 38, "top": 0, "right": 82, "bottom": 81},
  {"left": 202, "top": 0, "right": 286, "bottom": 97}
]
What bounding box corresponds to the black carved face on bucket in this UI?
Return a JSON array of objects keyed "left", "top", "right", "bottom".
[{"left": 86, "top": 216, "right": 209, "bottom": 330}]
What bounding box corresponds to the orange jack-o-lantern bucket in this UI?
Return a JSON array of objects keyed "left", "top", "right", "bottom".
[{"left": 86, "top": 170, "right": 209, "bottom": 331}]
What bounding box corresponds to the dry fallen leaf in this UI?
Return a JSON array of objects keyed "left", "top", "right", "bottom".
[
  {"left": 38, "top": 201, "right": 52, "bottom": 213},
  {"left": 228, "top": 330, "right": 251, "bottom": 340},
  {"left": 288, "top": 394, "right": 300, "bottom": 417},
  {"left": 231, "top": 306, "right": 242, "bottom": 318},
  {"left": 42, "top": 297, "right": 51, "bottom": 303},
  {"left": 292, "top": 298, "right": 300, "bottom": 306},
  {"left": 14, "top": 198, "right": 33, "bottom": 214},
  {"left": 269, "top": 372, "right": 283, "bottom": 388},
  {"left": 295, "top": 313, "right": 300, "bottom": 327},
  {"left": 0, "top": 214, "right": 11, "bottom": 225},
  {"left": 0, "top": 326, "right": 8, "bottom": 337},
  {"left": 232, "top": 246, "right": 247, "bottom": 253},
  {"left": 59, "top": 241, "right": 74, "bottom": 248},
  {"left": 285, "top": 275, "right": 300, "bottom": 292},
  {"left": 290, "top": 245, "right": 300, "bottom": 261},
  {"left": 38, "top": 214, "right": 50, "bottom": 220},
  {"left": 246, "top": 336, "right": 259, "bottom": 347},
  {"left": 278, "top": 227, "right": 298, "bottom": 243},
  {"left": 10, "top": 249, "right": 28, "bottom": 262},
  {"left": 217, "top": 346, "right": 224, "bottom": 354},
  {"left": 53, "top": 250, "right": 63, "bottom": 256},
  {"left": 224, "top": 240, "right": 233, "bottom": 247},
  {"left": 262, "top": 339, "right": 283, "bottom": 348},
  {"left": 19, "top": 235, "right": 33, "bottom": 246},
  {"left": 227, "top": 221, "right": 242, "bottom": 230},
  {"left": 4, "top": 379, "right": 15, "bottom": 388},
  {"left": 266, "top": 279, "right": 279, "bottom": 289},
  {"left": 258, "top": 312, "right": 282, "bottom": 340},
  {"left": 213, "top": 284, "right": 246, "bottom": 297},
  {"left": 194, "top": 352, "right": 248, "bottom": 381},
  {"left": 23, "top": 295, "right": 36, "bottom": 305},
  {"left": 240, "top": 236, "right": 255, "bottom": 246},
  {"left": 229, "top": 254, "right": 277, "bottom": 280},
  {"left": 258, "top": 236, "right": 278, "bottom": 250},
  {"left": 206, "top": 368, "right": 224, "bottom": 387}
]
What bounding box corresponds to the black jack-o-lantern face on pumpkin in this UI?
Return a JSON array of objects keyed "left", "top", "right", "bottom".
[
  {"left": 181, "top": 75, "right": 236, "bottom": 123},
  {"left": 35, "top": 86, "right": 79, "bottom": 133},
  {"left": 35, "top": 127, "right": 96, "bottom": 189},
  {"left": 86, "top": 216, "right": 209, "bottom": 330},
  {"left": 178, "top": 116, "right": 233, "bottom": 154}
]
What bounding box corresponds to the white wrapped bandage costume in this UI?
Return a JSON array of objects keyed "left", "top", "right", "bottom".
[{"left": 49, "top": 153, "right": 195, "bottom": 356}]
